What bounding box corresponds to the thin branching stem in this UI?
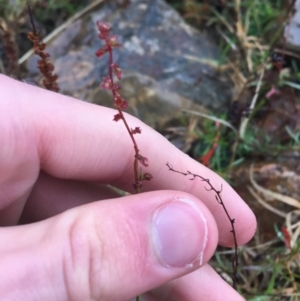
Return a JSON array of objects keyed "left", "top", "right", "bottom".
[
  {"left": 106, "top": 27, "right": 145, "bottom": 301},
  {"left": 166, "top": 163, "right": 238, "bottom": 289}
]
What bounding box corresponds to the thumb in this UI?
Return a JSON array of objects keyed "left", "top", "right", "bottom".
[{"left": 0, "top": 191, "right": 218, "bottom": 301}]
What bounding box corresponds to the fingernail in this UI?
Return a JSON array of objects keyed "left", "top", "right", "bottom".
[{"left": 151, "top": 198, "right": 208, "bottom": 268}]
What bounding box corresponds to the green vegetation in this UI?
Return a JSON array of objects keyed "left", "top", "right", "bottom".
[{"left": 0, "top": 0, "right": 85, "bottom": 19}]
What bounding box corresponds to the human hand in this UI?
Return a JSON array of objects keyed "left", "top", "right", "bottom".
[{"left": 0, "top": 74, "right": 256, "bottom": 301}]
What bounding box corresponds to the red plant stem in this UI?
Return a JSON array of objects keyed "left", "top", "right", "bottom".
[
  {"left": 218, "top": 193, "right": 238, "bottom": 289},
  {"left": 200, "top": 142, "right": 218, "bottom": 167},
  {"left": 199, "top": 121, "right": 220, "bottom": 167},
  {"left": 108, "top": 49, "right": 141, "bottom": 193},
  {"left": 281, "top": 226, "right": 292, "bottom": 250}
]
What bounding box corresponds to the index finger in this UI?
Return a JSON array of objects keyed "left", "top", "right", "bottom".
[{"left": 0, "top": 75, "right": 256, "bottom": 245}]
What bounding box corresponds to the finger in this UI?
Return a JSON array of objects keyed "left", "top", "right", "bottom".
[
  {"left": 19, "top": 171, "right": 121, "bottom": 224},
  {"left": 0, "top": 191, "right": 218, "bottom": 301},
  {"left": 143, "top": 264, "right": 245, "bottom": 301},
  {"left": 0, "top": 75, "right": 256, "bottom": 245}
]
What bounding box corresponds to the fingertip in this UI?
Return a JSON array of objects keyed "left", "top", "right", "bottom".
[
  {"left": 64, "top": 191, "right": 219, "bottom": 299},
  {"left": 150, "top": 195, "right": 217, "bottom": 268}
]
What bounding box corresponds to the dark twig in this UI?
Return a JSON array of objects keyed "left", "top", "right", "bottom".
[
  {"left": 27, "top": 5, "right": 38, "bottom": 36},
  {"left": 27, "top": 5, "right": 59, "bottom": 92},
  {"left": 166, "top": 163, "right": 238, "bottom": 289}
]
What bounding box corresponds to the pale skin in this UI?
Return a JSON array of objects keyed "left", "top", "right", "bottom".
[{"left": 0, "top": 74, "right": 256, "bottom": 301}]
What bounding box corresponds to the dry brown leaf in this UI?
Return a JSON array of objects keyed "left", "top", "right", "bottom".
[
  {"left": 249, "top": 164, "right": 300, "bottom": 210},
  {"left": 286, "top": 210, "right": 300, "bottom": 249},
  {"left": 248, "top": 186, "right": 287, "bottom": 218}
]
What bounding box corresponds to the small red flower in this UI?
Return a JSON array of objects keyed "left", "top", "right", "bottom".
[
  {"left": 111, "top": 63, "right": 123, "bottom": 79},
  {"left": 47, "top": 64, "right": 54, "bottom": 72},
  {"left": 120, "top": 101, "right": 128, "bottom": 109},
  {"left": 113, "top": 83, "right": 122, "bottom": 91},
  {"left": 100, "top": 77, "right": 113, "bottom": 90},
  {"left": 98, "top": 32, "right": 106, "bottom": 40},
  {"left": 113, "top": 113, "right": 122, "bottom": 121},
  {"left": 96, "top": 22, "right": 111, "bottom": 33},
  {"left": 143, "top": 173, "right": 153, "bottom": 181},
  {"left": 108, "top": 35, "right": 121, "bottom": 48},
  {"left": 133, "top": 181, "right": 143, "bottom": 190},
  {"left": 114, "top": 94, "right": 128, "bottom": 109},
  {"left": 136, "top": 154, "right": 149, "bottom": 167},
  {"left": 39, "top": 43, "right": 46, "bottom": 51},
  {"left": 96, "top": 46, "right": 108, "bottom": 58},
  {"left": 131, "top": 127, "right": 142, "bottom": 134}
]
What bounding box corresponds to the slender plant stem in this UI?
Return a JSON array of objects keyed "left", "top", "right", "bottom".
[
  {"left": 96, "top": 24, "right": 152, "bottom": 300},
  {"left": 107, "top": 29, "right": 143, "bottom": 300},
  {"left": 108, "top": 49, "right": 141, "bottom": 193},
  {"left": 27, "top": 5, "right": 37, "bottom": 35},
  {"left": 166, "top": 163, "right": 238, "bottom": 289}
]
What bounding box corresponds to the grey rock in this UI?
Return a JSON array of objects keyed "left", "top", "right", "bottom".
[
  {"left": 25, "top": 0, "right": 231, "bottom": 129},
  {"left": 285, "top": 0, "right": 300, "bottom": 50}
]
